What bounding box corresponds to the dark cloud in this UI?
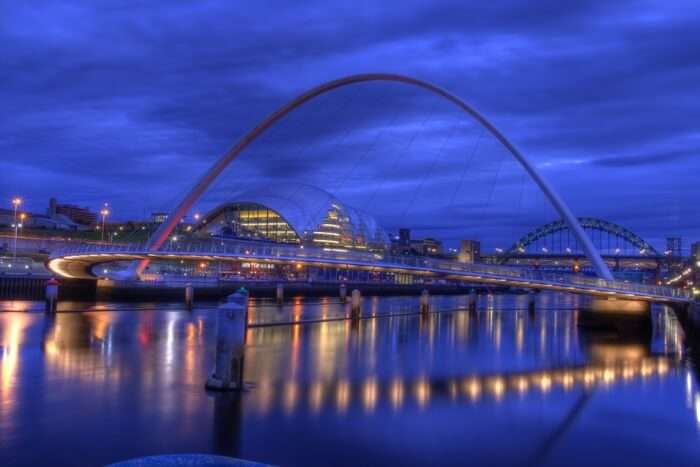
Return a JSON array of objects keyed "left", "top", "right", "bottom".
[{"left": 1, "top": 0, "right": 699, "bottom": 252}]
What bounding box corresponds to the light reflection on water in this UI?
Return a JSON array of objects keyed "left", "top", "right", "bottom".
[{"left": 0, "top": 293, "right": 699, "bottom": 467}]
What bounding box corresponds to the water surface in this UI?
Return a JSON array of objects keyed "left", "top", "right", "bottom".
[{"left": 0, "top": 293, "right": 698, "bottom": 466}]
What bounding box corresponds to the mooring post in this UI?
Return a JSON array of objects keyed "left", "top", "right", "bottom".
[
  {"left": 45, "top": 277, "right": 59, "bottom": 313},
  {"left": 420, "top": 289, "right": 430, "bottom": 315},
  {"left": 185, "top": 283, "right": 194, "bottom": 310},
  {"left": 351, "top": 289, "right": 362, "bottom": 319},
  {"left": 276, "top": 283, "right": 284, "bottom": 305},
  {"left": 205, "top": 288, "right": 249, "bottom": 391},
  {"left": 339, "top": 283, "right": 347, "bottom": 302},
  {"left": 528, "top": 290, "right": 536, "bottom": 313}
]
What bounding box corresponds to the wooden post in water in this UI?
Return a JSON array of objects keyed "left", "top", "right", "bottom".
[
  {"left": 45, "top": 277, "right": 59, "bottom": 313},
  {"left": 420, "top": 289, "right": 430, "bottom": 315},
  {"left": 468, "top": 290, "right": 477, "bottom": 312},
  {"left": 351, "top": 289, "right": 362, "bottom": 319},
  {"left": 185, "top": 283, "right": 194, "bottom": 310},
  {"left": 528, "top": 290, "right": 537, "bottom": 313},
  {"left": 276, "top": 283, "right": 284, "bottom": 305}
]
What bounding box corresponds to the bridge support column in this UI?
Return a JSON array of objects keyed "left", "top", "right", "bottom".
[
  {"left": 45, "top": 278, "right": 59, "bottom": 313},
  {"left": 206, "top": 289, "right": 248, "bottom": 391},
  {"left": 276, "top": 283, "right": 284, "bottom": 305},
  {"left": 351, "top": 289, "right": 362, "bottom": 319},
  {"left": 185, "top": 283, "right": 194, "bottom": 310},
  {"left": 339, "top": 283, "right": 347, "bottom": 302},
  {"left": 420, "top": 289, "right": 430, "bottom": 315}
]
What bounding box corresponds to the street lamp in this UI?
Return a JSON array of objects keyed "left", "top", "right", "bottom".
[
  {"left": 11, "top": 197, "right": 22, "bottom": 260},
  {"left": 100, "top": 203, "right": 110, "bottom": 242}
]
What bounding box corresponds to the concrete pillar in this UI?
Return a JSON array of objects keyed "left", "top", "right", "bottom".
[
  {"left": 351, "top": 289, "right": 362, "bottom": 319},
  {"left": 420, "top": 289, "right": 430, "bottom": 315},
  {"left": 339, "top": 283, "right": 347, "bottom": 302},
  {"left": 206, "top": 289, "right": 249, "bottom": 391},
  {"left": 185, "top": 283, "right": 194, "bottom": 310},
  {"left": 276, "top": 283, "right": 284, "bottom": 305},
  {"left": 45, "top": 278, "right": 59, "bottom": 313}
]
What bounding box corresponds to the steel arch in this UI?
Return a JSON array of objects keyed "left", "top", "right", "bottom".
[
  {"left": 137, "top": 73, "right": 614, "bottom": 280},
  {"left": 507, "top": 217, "right": 659, "bottom": 256}
]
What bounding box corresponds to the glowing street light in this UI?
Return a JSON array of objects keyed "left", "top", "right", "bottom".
[
  {"left": 194, "top": 213, "right": 201, "bottom": 222},
  {"left": 100, "top": 203, "right": 110, "bottom": 242},
  {"left": 11, "top": 197, "right": 22, "bottom": 259}
]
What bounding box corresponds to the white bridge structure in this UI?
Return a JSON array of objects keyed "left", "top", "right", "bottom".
[
  {"left": 47, "top": 240, "right": 692, "bottom": 304},
  {"left": 45, "top": 73, "right": 694, "bottom": 306}
]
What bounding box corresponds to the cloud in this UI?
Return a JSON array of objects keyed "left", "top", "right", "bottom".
[{"left": 2, "top": 0, "right": 699, "bottom": 251}]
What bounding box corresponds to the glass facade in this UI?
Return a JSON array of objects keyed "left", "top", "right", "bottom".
[
  {"left": 203, "top": 203, "right": 300, "bottom": 244},
  {"left": 198, "top": 186, "right": 389, "bottom": 253}
]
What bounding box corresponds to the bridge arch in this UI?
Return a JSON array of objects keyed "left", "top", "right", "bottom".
[
  {"left": 140, "top": 73, "right": 614, "bottom": 280},
  {"left": 505, "top": 217, "right": 660, "bottom": 258}
]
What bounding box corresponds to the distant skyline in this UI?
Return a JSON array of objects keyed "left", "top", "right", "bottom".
[{"left": 2, "top": 1, "right": 699, "bottom": 251}]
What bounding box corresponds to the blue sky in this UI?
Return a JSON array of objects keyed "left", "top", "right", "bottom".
[{"left": 1, "top": 1, "right": 699, "bottom": 251}]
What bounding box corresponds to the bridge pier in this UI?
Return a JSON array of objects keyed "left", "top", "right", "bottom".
[
  {"left": 206, "top": 289, "right": 248, "bottom": 391},
  {"left": 420, "top": 289, "right": 430, "bottom": 315},
  {"left": 350, "top": 289, "right": 362, "bottom": 319}
]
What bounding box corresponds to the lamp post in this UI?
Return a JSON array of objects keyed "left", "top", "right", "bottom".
[
  {"left": 11, "top": 197, "right": 22, "bottom": 260},
  {"left": 100, "top": 204, "right": 110, "bottom": 243}
]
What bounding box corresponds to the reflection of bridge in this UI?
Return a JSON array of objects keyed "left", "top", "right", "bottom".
[
  {"left": 252, "top": 357, "right": 673, "bottom": 414},
  {"left": 48, "top": 240, "right": 692, "bottom": 304}
]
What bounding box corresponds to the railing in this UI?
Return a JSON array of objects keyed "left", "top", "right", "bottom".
[{"left": 51, "top": 239, "right": 693, "bottom": 301}]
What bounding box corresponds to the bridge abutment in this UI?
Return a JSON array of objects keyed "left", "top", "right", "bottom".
[
  {"left": 588, "top": 297, "right": 650, "bottom": 315},
  {"left": 579, "top": 297, "right": 652, "bottom": 337}
]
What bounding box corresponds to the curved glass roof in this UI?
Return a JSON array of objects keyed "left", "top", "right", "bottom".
[{"left": 201, "top": 184, "right": 389, "bottom": 250}]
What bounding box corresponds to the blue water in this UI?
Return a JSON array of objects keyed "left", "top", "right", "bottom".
[{"left": 0, "top": 293, "right": 698, "bottom": 466}]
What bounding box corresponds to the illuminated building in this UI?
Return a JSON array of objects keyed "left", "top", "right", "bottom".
[
  {"left": 151, "top": 212, "right": 169, "bottom": 224},
  {"left": 458, "top": 240, "right": 481, "bottom": 263},
  {"left": 196, "top": 184, "right": 389, "bottom": 253}
]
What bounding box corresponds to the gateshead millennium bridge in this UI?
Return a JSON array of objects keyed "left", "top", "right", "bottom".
[{"left": 46, "top": 73, "right": 693, "bottom": 306}]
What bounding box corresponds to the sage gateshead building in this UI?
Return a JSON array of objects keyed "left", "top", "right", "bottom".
[{"left": 195, "top": 184, "right": 389, "bottom": 254}]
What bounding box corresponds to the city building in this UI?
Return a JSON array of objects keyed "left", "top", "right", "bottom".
[
  {"left": 195, "top": 184, "right": 389, "bottom": 253},
  {"left": 691, "top": 241, "right": 700, "bottom": 262},
  {"left": 458, "top": 240, "right": 481, "bottom": 263},
  {"left": 151, "top": 212, "right": 169, "bottom": 224},
  {"left": 0, "top": 207, "right": 82, "bottom": 231},
  {"left": 409, "top": 237, "right": 443, "bottom": 256},
  {"left": 48, "top": 198, "right": 97, "bottom": 226}
]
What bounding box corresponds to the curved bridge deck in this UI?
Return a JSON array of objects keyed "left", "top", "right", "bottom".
[{"left": 48, "top": 241, "right": 693, "bottom": 304}]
